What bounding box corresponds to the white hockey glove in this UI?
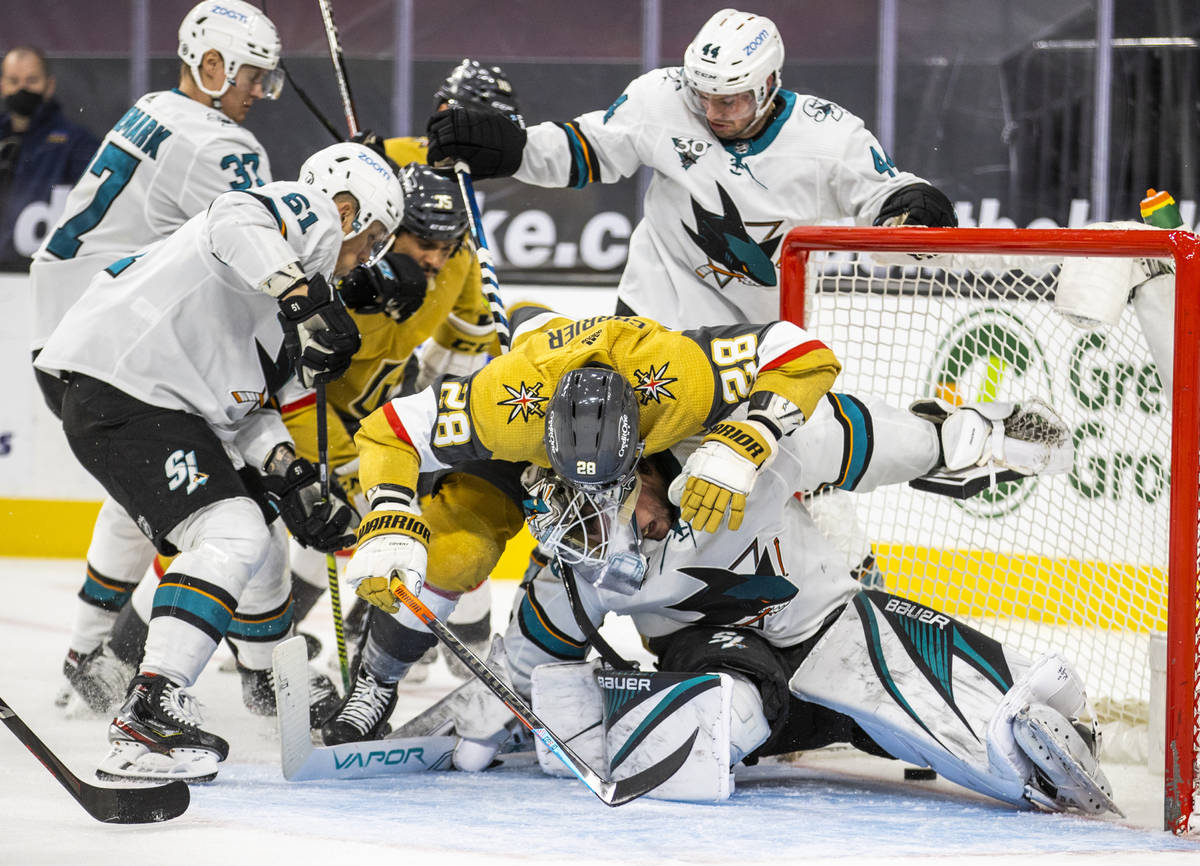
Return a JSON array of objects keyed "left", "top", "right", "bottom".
[
  {"left": 343, "top": 503, "right": 429, "bottom": 614},
  {"left": 668, "top": 420, "right": 775, "bottom": 532}
]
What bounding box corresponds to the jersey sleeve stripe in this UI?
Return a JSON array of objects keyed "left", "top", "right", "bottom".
[
  {"left": 760, "top": 339, "right": 831, "bottom": 372},
  {"left": 555, "top": 121, "right": 600, "bottom": 189},
  {"left": 382, "top": 401, "right": 414, "bottom": 446},
  {"left": 279, "top": 392, "right": 316, "bottom": 414}
]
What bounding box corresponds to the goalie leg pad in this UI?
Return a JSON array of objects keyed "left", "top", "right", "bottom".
[
  {"left": 598, "top": 668, "right": 734, "bottom": 803},
  {"left": 1011, "top": 703, "right": 1120, "bottom": 816},
  {"left": 1130, "top": 272, "right": 1175, "bottom": 395},
  {"left": 788, "top": 592, "right": 1042, "bottom": 808},
  {"left": 530, "top": 659, "right": 605, "bottom": 779}
]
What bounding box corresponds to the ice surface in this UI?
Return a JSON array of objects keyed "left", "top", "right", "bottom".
[{"left": 2, "top": 557, "right": 1197, "bottom": 865}]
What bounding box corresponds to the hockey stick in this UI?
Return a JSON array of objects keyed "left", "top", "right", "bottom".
[
  {"left": 314, "top": 384, "right": 350, "bottom": 692},
  {"left": 388, "top": 573, "right": 695, "bottom": 806},
  {"left": 255, "top": 0, "right": 343, "bottom": 142},
  {"left": 453, "top": 163, "right": 512, "bottom": 353},
  {"left": 316, "top": 0, "right": 360, "bottom": 137},
  {"left": 0, "top": 694, "right": 189, "bottom": 823},
  {"left": 271, "top": 637, "right": 454, "bottom": 780}
]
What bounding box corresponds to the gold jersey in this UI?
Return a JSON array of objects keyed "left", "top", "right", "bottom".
[
  {"left": 281, "top": 135, "right": 496, "bottom": 469},
  {"left": 355, "top": 309, "right": 841, "bottom": 497}
]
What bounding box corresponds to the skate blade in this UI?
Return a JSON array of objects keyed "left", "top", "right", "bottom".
[{"left": 96, "top": 740, "right": 221, "bottom": 784}]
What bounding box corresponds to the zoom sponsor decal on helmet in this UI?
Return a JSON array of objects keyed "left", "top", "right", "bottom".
[{"left": 927, "top": 307, "right": 1053, "bottom": 518}]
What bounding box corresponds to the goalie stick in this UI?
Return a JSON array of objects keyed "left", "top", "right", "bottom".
[
  {"left": 387, "top": 573, "right": 696, "bottom": 806},
  {"left": 0, "top": 694, "right": 189, "bottom": 824},
  {"left": 271, "top": 636, "right": 455, "bottom": 780}
]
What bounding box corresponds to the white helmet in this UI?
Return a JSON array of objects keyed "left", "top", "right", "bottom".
[
  {"left": 299, "top": 143, "right": 405, "bottom": 263},
  {"left": 682, "top": 8, "right": 783, "bottom": 125},
  {"left": 178, "top": 1, "right": 284, "bottom": 101}
]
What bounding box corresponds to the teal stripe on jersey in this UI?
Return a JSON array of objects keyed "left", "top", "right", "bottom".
[
  {"left": 517, "top": 585, "right": 587, "bottom": 661},
  {"left": 227, "top": 601, "right": 294, "bottom": 642},
  {"left": 151, "top": 577, "right": 235, "bottom": 641}
]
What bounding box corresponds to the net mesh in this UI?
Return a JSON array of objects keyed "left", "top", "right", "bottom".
[{"left": 802, "top": 251, "right": 1170, "bottom": 726}]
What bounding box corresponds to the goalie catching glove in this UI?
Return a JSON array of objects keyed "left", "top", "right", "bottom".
[
  {"left": 669, "top": 419, "right": 776, "bottom": 533},
  {"left": 343, "top": 503, "right": 430, "bottom": 614},
  {"left": 277, "top": 273, "right": 361, "bottom": 387}
]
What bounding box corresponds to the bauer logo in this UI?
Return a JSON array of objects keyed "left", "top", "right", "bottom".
[{"left": 927, "top": 307, "right": 1053, "bottom": 518}]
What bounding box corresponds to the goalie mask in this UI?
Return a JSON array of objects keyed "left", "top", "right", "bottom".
[
  {"left": 300, "top": 143, "right": 405, "bottom": 265},
  {"left": 178, "top": 0, "right": 284, "bottom": 101},
  {"left": 531, "top": 367, "right": 647, "bottom": 593},
  {"left": 682, "top": 8, "right": 783, "bottom": 130}
]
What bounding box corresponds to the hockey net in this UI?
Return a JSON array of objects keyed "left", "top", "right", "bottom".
[{"left": 780, "top": 226, "right": 1199, "bottom": 834}]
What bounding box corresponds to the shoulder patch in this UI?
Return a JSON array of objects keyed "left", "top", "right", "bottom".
[{"left": 801, "top": 98, "right": 843, "bottom": 123}]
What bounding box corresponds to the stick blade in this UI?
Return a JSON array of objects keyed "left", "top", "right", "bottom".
[
  {"left": 600, "top": 727, "right": 700, "bottom": 807},
  {"left": 84, "top": 781, "right": 191, "bottom": 824},
  {"left": 273, "top": 636, "right": 317, "bottom": 780}
]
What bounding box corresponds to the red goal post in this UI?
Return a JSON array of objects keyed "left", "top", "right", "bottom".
[{"left": 779, "top": 225, "right": 1199, "bottom": 834}]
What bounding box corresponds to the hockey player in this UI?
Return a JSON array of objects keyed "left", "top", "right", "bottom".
[
  {"left": 34, "top": 141, "right": 404, "bottom": 782},
  {"left": 31, "top": 0, "right": 285, "bottom": 713},
  {"left": 430, "top": 388, "right": 1115, "bottom": 815},
  {"left": 425, "top": 8, "right": 957, "bottom": 329},
  {"left": 280, "top": 161, "right": 497, "bottom": 674},
  {"left": 288, "top": 58, "right": 521, "bottom": 670},
  {"left": 319, "top": 304, "right": 841, "bottom": 744}
]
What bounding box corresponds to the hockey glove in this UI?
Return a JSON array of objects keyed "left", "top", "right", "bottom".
[
  {"left": 278, "top": 274, "right": 362, "bottom": 387},
  {"left": 268, "top": 458, "right": 360, "bottom": 552},
  {"left": 338, "top": 252, "right": 428, "bottom": 323},
  {"left": 668, "top": 420, "right": 776, "bottom": 533},
  {"left": 874, "top": 183, "right": 957, "bottom": 228},
  {"left": 427, "top": 104, "right": 527, "bottom": 178},
  {"left": 344, "top": 505, "right": 430, "bottom": 614}
]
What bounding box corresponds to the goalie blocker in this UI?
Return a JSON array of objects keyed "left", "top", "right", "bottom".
[{"left": 532, "top": 591, "right": 1118, "bottom": 815}]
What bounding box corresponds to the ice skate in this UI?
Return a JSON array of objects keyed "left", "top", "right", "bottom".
[
  {"left": 97, "top": 672, "right": 228, "bottom": 783},
  {"left": 321, "top": 664, "right": 398, "bottom": 745},
  {"left": 239, "top": 661, "right": 341, "bottom": 727},
  {"left": 63, "top": 643, "right": 135, "bottom": 717}
]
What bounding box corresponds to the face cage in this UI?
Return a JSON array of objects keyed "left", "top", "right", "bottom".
[{"left": 524, "top": 471, "right": 648, "bottom": 595}]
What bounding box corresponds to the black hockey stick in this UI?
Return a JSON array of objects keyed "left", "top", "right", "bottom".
[
  {"left": 0, "top": 694, "right": 189, "bottom": 823},
  {"left": 388, "top": 573, "right": 695, "bottom": 806}
]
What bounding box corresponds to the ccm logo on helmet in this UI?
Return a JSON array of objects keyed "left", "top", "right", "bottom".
[
  {"left": 210, "top": 4, "right": 250, "bottom": 23},
  {"left": 743, "top": 28, "right": 770, "bottom": 57},
  {"left": 356, "top": 151, "right": 393, "bottom": 179}
]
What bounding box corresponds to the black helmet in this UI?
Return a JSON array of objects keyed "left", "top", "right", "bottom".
[
  {"left": 398, "top": 162, "right": 469, "bottom": 242},
  {"left": 434, "top": 58, "right": 521, "bottom": 118},
  {"left": 544, "top": 366, "right": 641, "bottom": 491}
]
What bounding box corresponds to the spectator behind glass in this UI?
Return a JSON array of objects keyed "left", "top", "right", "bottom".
[{"left": 0, "top": 46, "right": 99, "bottom": 271}]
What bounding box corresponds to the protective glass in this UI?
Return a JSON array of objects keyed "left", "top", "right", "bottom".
[
  {"left": 683, "top": 85, "right": 758, "bottom": 129},
  {"left": 235, "top": 64, "right": 284, "bottom": 101},
  {"left": 359, "top": 221, "right": 396, "bottom": 268},
  {"left": 523, "top": 469, "right": 648, "bottom": 595}
]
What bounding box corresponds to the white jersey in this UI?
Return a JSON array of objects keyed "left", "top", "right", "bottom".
[
  {"left": 612, "top": 441, "right": 860, "bottom": 646},
  {"left": 35, "top": 181, "right": 340, "bottom": 451},
  {"left": 29, "top": 88, "right": 272, "bottom": 349},
  {"left": 515, "top": 68, "right": 923, "bottom": 329}
]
